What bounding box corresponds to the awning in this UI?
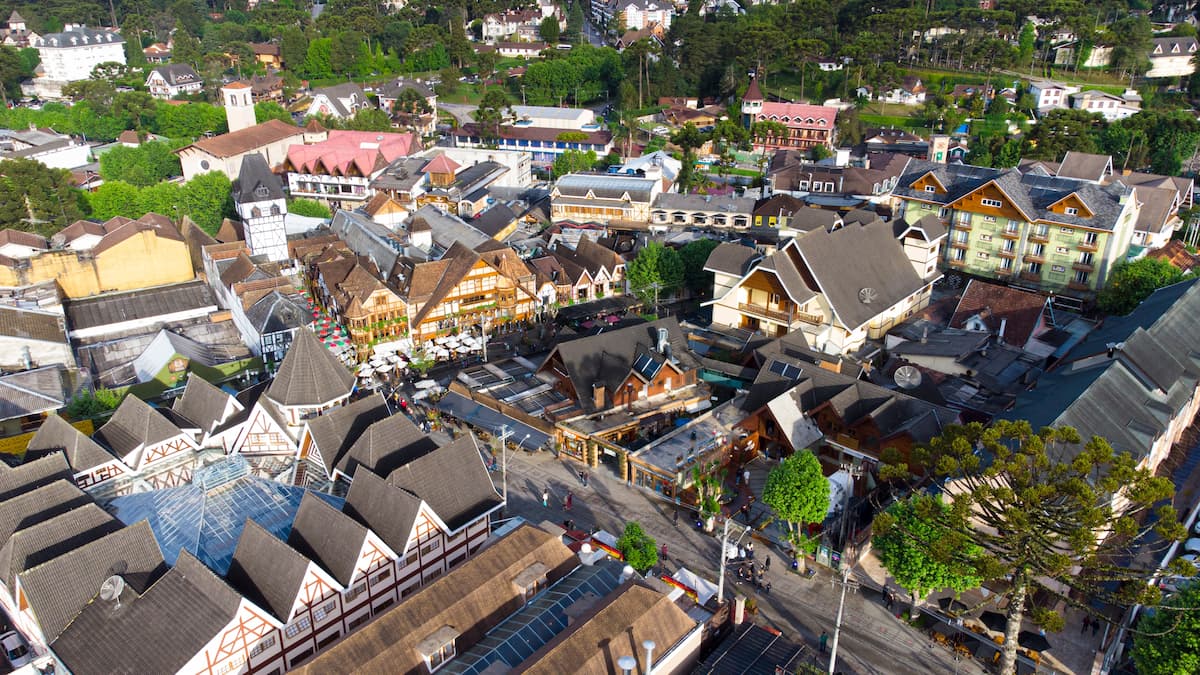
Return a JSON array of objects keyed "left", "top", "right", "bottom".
[{"left": 437, "top": 392, "right": 550, "bottom": 451}]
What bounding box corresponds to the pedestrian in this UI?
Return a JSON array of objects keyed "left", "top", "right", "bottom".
[
  {"left": 578, "top": 470, "right": 585, "bottom": 485},
  {"left": 673, "top": 509, "right": 679, "bottom": 525},
  {"left": 565, "top": 491, "right": 573, "bottom": 511},
  {"left": 884, "top": 589, "right": 893, "bottom": 610},
  {"left": 661, "top": 543, "right": 668, "bottom": 560},
  {"left": 764, "top": 555, "right": 771, "bottom": 571},
  {"left": 746, "top": 541, "right": 755, "bottom": 559},
  {"left": 584, "top": 471, "right": 590, "bottom": 487},
  {"left": 819, "top": 631, "right": 828, "bottom": 655},
  {"left": 1092, "top": 618, "right": 1101, "bottom": 637},
  {"left": 542, "top": 489, "right": 549, "bottom": 507},
  {"left": 1081, "top": 615, "right": 1090, "bottom": 634}
]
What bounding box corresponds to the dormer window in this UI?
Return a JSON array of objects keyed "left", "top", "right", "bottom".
[
  {"left": 512, "top": 562, "right": 549, "bottom": 602},
  {"left": 255, "top": 185, "right": 269, "bottom": 197},
  {"left": 417, "top": 626, "right": 459, "bottom": 673}
]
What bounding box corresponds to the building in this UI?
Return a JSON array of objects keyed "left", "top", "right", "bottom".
[
  {"left": 705, "top": 215, "right": 943, "bottom": 353},
  {"left": 0, "top": 366, "right": 70, "bottom": 438},
  {"left": 286, "top": 130, "right": 419, "bottom": 207},
  {"left": 0, "top": 11, "right": 39, "bottom": 48},
  {"left": 233, "top": 154, "right": 289, "bottom": 262},
  {"left": 222, "top": 81, "right": 258, "bottom": 133},
  {"left": 549, "top": 237, "right": 627, "bottom": 300},
  {"left": 766, "top": 150, "right": 909, "bottom": 208},
  {"left": 306, "top": 83, "right": 372, "bottom": 120},
  {"left": 0, "top": 306, "right": 71, "bottom": 370},
  {"left": 0, "top": 127, "right": 91, "bottom": 169},
  {"left": 376, "top": 78, "right": 437, "bottom": 134},
  {"left": 94, "top": 394, "right": 201, "bottom": 473},
  {"left": 1068, "top": 89, "right": 1141, "bottom": 121},
  {"left": 480, "top": 9, "right": 546, "bottom": 42},
  {"left": 452, "top": 124, "right": 613, "bottom": 164},
  {"left": 142, "top": 41, "right": 170, "bottom": 63},
  {"left": 550, "top": 173, "right": 662, "bottom": 224},
  {"left": 893, "top": 158, "right": 1144, "bottom": 298},
  {"left": 741, "top": 78, "right": 837, "bottom": 152},
  {"left": 177, "top": 119, "right": 304, "bottom": 182},
  {"left": 25, "top": 25, "right": 124, "bottom": 99},
  {"left": 1147, "top": 36, "right": 1198, "bottom": 78},
  {"left": 0, "top": 214, "right": 194, "bottom": 299},
  {"left": 1027, "top": 79, "right": 1079, "bottom": 112},
  {"left": 616, "top": 0, "right": 674, "bottom": 30},
  {"left": 511, "top": 105, "right": 597, "bottom": 130},
  {"left": 250, "top": 42, "right": 283, "bottom": 69},
  {"left": 649, "top": 193, "right": 756, "bottom": 228},
  {"left": 144, "top": 64, "right": 203, "bottom": 99}
]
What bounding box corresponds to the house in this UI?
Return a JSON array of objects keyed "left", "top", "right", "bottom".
[
  {"left": 741, "top": 78, "right": 837, "bottom": 152},
  {"left": 1068, "top": 89, "right": 1141, "bottom": 121},
  {"left": 306, "top": 83, "right": 373, "bottom": 120},
  {"left": 144, "top": 64, "right": 203, "bottom": 99},
  {"left": 451, "top": 124, "right": 613, "bottom": 163},
  {"left": 376, "top": 78, "right": 437, "bottom": 133},
  {"left": 493, "top": 41, "right": 549, "bottom": 58},
  {"left": 872, "top": 76, "right": 926, "bottom": 106},
  {"left": 363, "top": 192, "right": 410, "bottom": 229},
  {"left": 25, "top": 25, "right": 124, "bottom": 99},
  {"left": 1147, "top": 239, "right": 1200, "bottom": 274},
  {"left": 1147, "top": 36, "right": 1198, "bottom": 78},
  {"left": 893, "top": 158, "right": 1144, "bottom": 298},
  {"left": 285, "top": 130, "right": 419, "bottom": 207},
  {"left": 0, "top": 126, "right": 91, "bottom": 169},
  {"left": 176, "top": 119, "right": 304, "bottom": 182},
  {"left": 617, "top": 0, "right": 674, "bottom": 30},
  {"left": 233, "top": 153, "right": 289, "bottom": 261},
  {"left": 550, "top": 172, "right": 662, "bottom": 224},
  {"left": 480, "top": 9, "right": 546, "bottom": 42},
  {"left": 948, "top": 279, "right": 1056, "bottom": 356},
  {"left": 649, "top": 193, "right": 756, "bottom": 229},
  {"left": 0, "top": 366, "right": 71, "bottom": 438},
  {"left": 142, "top": 41, "right": 170, "bottom": 63},
  {"left": 250, "top": 42, "right": 283, "bottom": 69},
  {"left": 93, "top": 394, "right": 201, "bottom": 473},
  {"left": 0, "top": 214, "right": 193, "bottom": 299},
  {"left": 254, "top": 327, "right": 355, "bottom": 431},
  {"left": 0, "top": 306, "right": 71, "bottom": 370},
  {"left": 1119, "top": 171, "right": 1193, "bottom": 249},
  {"left": 550, "top": 237, "right": 627, "bottom": 300},
  {"left": 0, "top": 11, "right": 38, "bottom": 48},
  {"left": 202, "top": 242, "right": 307, "bottom": 364},
  {"left": 766, "top": 150, "right": 908, "bottom": 207},
  {"left": 171, "top": 373, "right": 244, "bottom": 446},
  {"left": 1004, "top": 279, "right": 1200, "bottom": 475},
  {"left": 1027, "top": 79, "right": 1079, "bottom": 112},
  {"left": 705, "top": 215, "right": 943, "bottom": 353},
  {"left": 24, "top": 414, "right": 129, "bottom": 489},
  {"left": 242, "top": 73, "right": 285, "bottom": 102}
]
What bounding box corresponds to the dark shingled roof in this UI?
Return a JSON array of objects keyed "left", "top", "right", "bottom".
[
  {"left": 51, "top": 550, "right": 244, "bottom": 675},
  {"left": 305, "top": 393, "right": 391, "bottom": 477},
  {"left": 704, "top": 242, "right": 761, "bottom": 276},
  {"left": 267, "top": 327, "right": 355, "bottom": 407},
  {"left": 172, "top": 373, "right": 238, "bottom": 435},
  {"left": 24, "top": 415, "right": 118, "bottom": 473},
  {"left": 337, "top": 412, "right": 438, "bottom": 480},
  {"left": 0, "top": 305, "right": 67, "bottom": 343},
  {"left": 0, "top": 452, "right": 74, "bottom": 501},
  {"left": 287, "top": 493, "right": 371, "bottom": 586},
  {"left": 226, "top": 519, "right": 314, "bottom": 623},
  {"left": 19, "top": 521, "right": 168, "bottom": 642},
  {"left": 343, "top": 469, "right": 423, "bottom": 554},
  {"left": 0, "top": 480, "right": 91, "bottom": 549},
  {"left": 0, "top": 503, "right": 120, "bottom": 591},
  {"left": 387, "top": 435, "right": 502, "bottom": 532},
  {"left": 233, "top": 152, "right": 285, "bottom": 204},
  {"left": 94, "top": 395, "right": 187, "bottom": 463},
  {"left": 64, "top": 280, "right": 216, "bottom": 332},
  {"left": 894, "top": 213, "right": 947, "bottom": 242}
]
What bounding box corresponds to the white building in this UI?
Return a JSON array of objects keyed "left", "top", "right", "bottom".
[
  {"left": 616, "top": 0, "right": 673, "bottom": 31},
  {"left": 144, "top": 64, "right": 203, "bottom": 99},
  {"left": 0, "top": 127, "right": 90, "bottom": 169},
  {"left": 25, "top": 25, "right": 125, "bottom": 99},
  {"left": 1146, "top": 36, "right": 1198, "bottom": 79},
  {"left": 175, "top": 85, "right": 304, "bottom": 182},
  {"left": 1069, "top": 89, "right": 1141, "bottom": 121},
  {"left": 233, "top": 154, "right": 289, "bottom": 262},
  {"left": 305, "top": 83, "right": 372, "bottom": 120},
  {"left": 509, "top": 105, "right": 596, "bottom": 130},
  {"left": 1027, "top": 79, "right": 1079, "bottom": 112}
]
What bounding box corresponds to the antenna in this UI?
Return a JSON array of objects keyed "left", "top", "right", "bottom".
[
  {"left": 99, "top": 574, "right": 125, "bottom": 608},
  {"left": 894, "top": 365, "right": 922, "bottom": 389}
]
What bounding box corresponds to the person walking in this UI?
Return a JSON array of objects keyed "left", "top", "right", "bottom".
[
  {"left": 565, "top": 491, "right": 573, "bottom": 511},
  {"left": 1092, "top": 617, "right": 1101, "bottom": 637},
  {"left": 1081, "top": 615, "right": 1091, "bottom": 635},
  {"left": 661, "top": 543, "right": 668, "bottom": 560},
  {"left": 818, "top": 631, "right": 828, "bottom": 655},
  {"left": 542, "top": 489, "right": 549, "bottom": 508},
  {"left": 764, "top": 555, "right": 771, "bottom": 572}
]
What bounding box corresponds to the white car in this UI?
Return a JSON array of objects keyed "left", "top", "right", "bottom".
[
  {"left": 1192, "top": 519, "right": 1200, "bottom": 536},
  {"left": 0, "top": 631, "right": 30, "bottom": 667},
  {"left": 1184, "top": 538, "right": 1200, "bottom": 554}
]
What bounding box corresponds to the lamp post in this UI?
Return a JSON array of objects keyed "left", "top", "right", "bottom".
[
  {"left": 496, "top": 425, "right": 513, "bottom": 511},
  {"left": 829, "top": 459, "right": 865, "bottom": 675}
]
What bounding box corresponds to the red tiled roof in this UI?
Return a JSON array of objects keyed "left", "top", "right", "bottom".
[
  {"left": 948, "top": 280, "right": 1047, "bottom": 348},
  {"left": 286, "top": 130, "right": 417, "bottom": 176},
  {"left": 422, "top": 154, "right": 460, "bottom": 175},
  {"left": 744, "top": 78, "right": 763, "bottom": 102}
]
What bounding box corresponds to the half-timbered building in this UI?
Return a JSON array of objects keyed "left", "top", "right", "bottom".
[
  {"left": 93, "top": 395, "right": 200, "bottom": 474},
  {"left": 23, "top": 414, "right": 129, "bottom": 490},
  {"left": 296, "top": 394, "right": 391, "bottom": 484}
]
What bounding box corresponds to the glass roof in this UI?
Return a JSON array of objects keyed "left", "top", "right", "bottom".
[
  {"left": 102, "top": 455, "right": 343, "bottom": 575},
  {"left": 440, "top": 560, "right": 626, "bottom": 675}
]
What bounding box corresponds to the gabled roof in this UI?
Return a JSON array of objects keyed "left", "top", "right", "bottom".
[
  {"left": 0, "top": 480, "right": 90, "bottom": 549},
  {"left": 244, "top": 289, "right": 309, "bottom": 334},
  {"left": 181, "top": 119, "right": 302, "bottom": 159},
  {"left": 386, "top": 435, "right": 501, "bottom": 531},
  {"left": 305, "top": 394, "right": 391, "bottom": 476},
  {"left": 0, "top": 305, "right": 66, "bottom": 343},
  {"left": 94, "top": 394, "right": 187, "bottom": 460},
  {"left": 266, "top": 328, "right": 355, "bottom": 408},
  {"left": 51, "top": 550, "right": 246, "bottom": 675},
  {"left": 0, "top": 365, "right": 68, "bottom": 421},
  {"left": 744, "top": 78, "right": 763, "bottom": 102},
  {"left": 0, "top": 452, "right": 74, "bottom": 501},
  {"left": 287, "top": 493, "right": 371, "bottom": 587},
  {"left": 172, "top": 373, "right": 239, "bottom": 434},
  {"left": 0, "top": 503, "right": 120, "bottom": 591},
  {"left": 423, "top": 153, "right": 461, "bottom": 175},
  {"left": 18, "top": 521, "right": 167, "bottom": 642},
  {"left": 148, "top": 63, "right": 201, "bottom": 86},
  {"left": 893, "top": 213, "right": 947, "bottom": 242},
  {"left": 704, "top": 242, "right": 761, "bottom": 276},
  {"left": 227, "top": 519, "right": 315, "bottom": 623},
  {"left": 25, "top": 415, "right": 118, "bottom": 472},
  {"left": 1056, "top": 151, "right": 1112, "bottom": 182},
  {"left": 233, "top": 153, "right": 285, "bottom": 204},
  {"left": 949, "top": 279, "right": 1048, "bottom": 348},
  {"left": 337, "top": 412, "right": 438, "bottom": 480},
  {"left": 343, "top": 468, "right": 423, "bottom": 554}
]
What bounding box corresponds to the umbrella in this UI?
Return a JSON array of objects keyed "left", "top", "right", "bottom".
[
  {"left": 581, "top": 320, "right": 595, "bottom": 329},
  {"left": 375, "top": 361, "right": 394, "bottom": 372},
  {"left": 605, "top": 314, "right": 620, "bottom": 323},
  {"left": 456, "top": 345, "right": 472, "bottom": 354},
  {"left": 1017, "top": 631, "right": 1052, "bottom": 652},
  {"left": 414, "top": 379, "right": 438, "bottom": 390},
  {"left": 980, "top": 611, "right": 1007, "bottom": 633},
  {"left": 938, "top": 597, "right": 969, "bottom": 615}
]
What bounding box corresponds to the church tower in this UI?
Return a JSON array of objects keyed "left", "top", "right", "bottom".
[
  {"left": 233, "top": 154, "right": 288, "bottom": 262},
  {"left": 741, "top": 76, "right": 764, "bottom": 128},
  {"left": 221, "top": 81, "right": 256, "bottom": 133}
]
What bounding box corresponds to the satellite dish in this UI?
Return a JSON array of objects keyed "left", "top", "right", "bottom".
[
  {"left": 894, "top": 365, "right": 923, "bottom": 389},
  {"left": 99, "top": 575, "right": 125, "bottom": 605},
  {"left": 859, "top": 287, "right": 878, "bottom": 304}
]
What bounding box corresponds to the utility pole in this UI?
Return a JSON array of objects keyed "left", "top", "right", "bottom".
[
  {"left": 496, "top": 424, "right": 512, "bottom": 511},
  {"left": 828, "top": 565, "right": 860, "bottom": 675},
  {"left": 716, "top": 519, "right": 750, "bottom": 604}
]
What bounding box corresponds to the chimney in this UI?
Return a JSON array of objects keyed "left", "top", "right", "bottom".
[
  {"left": 643, "top": 640, "right": 657, "bottom": 675},
  {"left": 920, "top": 326, "right": 928, "bottom": 344},
  {"left": 592, "top": 383, "right": 606, "bottom": 409},
  {"left": 997, "top": 318, "right": 1007, "bottom": 342},
  {"left": 657, "top": 327, "right": 669, "bottom": 353}
]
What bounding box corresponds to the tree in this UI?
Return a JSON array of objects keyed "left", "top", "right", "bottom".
[
  {"left": 762, "top": 451, "right": 829, "bottom": 555},
  {"left": 171, "top": 21, "right": 203, "bottom": 68},
  {"left": 473, "top": 88, "right": 514, "bottom": 143},
  {"left": 343, "top": 108, "right": 393, "bottom": 131},
  {"left": 0, "top": 158, "right": 86, "bottom": 235},
  {"left": 288, "top": 199, "right": 333, "bottom": 219},
  {"left": 112, "top": 91, "right": 157, "bottom": 131},
  {"left": 330, "top": 31, "right": 365, "bottom": 75},
  {"left": 539, "top": 16, "right": 561, "bottom": 44},
  {"left": 475, "top": 50, "right": 498, "bottom": 89},
  {"left": 881, "top": 421, "right": 1182, "bottom": 675},
  {"left": 1132, "top": 582, "right": 1200, "bottom": 675},
  {"left": 626, "top": 241, "right": 684, "bottom": 306},
  {"left": 872, "top": 496, "right": 983, "bottom": 617},
  {"left": 179, "top": 171, "right": 235, "bottom": 235},
  {"left": 280, "top": 27, "right": 308, "bottom": 71},
  {"left": 99, "top": 140, "right": 185, "bottom": 187},
  {"left": 255, "top": 101, "right": 293, "bottom": 125},
  {"left": 303, "top": 38, "right": 334, "bottom": 78},
  {"left": 553, "top": 149, "right": 598, "bottom": 176},
  {"left": 678, "top": 238, "right": 720, "bottom": 295},
  {"left": 1097, "top": 257, "right": 1185, "bottom": 315},
  {"left": 615, "top": 521, "right": 658, "bottom": 573},
  {"left": 0, "top": 45, "right": 29, "bottom": 102},
  {"left": 670, "top": 123, "right": 708, "bottom": 193}
]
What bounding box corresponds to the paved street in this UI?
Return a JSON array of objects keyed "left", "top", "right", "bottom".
[{"left": 440, "top": 430, "right": 985, "bottom": 675}]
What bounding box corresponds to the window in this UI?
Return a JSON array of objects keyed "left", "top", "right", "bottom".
[
  {"left": 1084, "top": 232, "right": 1098, "bottom": 245},
  {"left": 249, "top": 635, "right": 276, "bottom": 657},
  {"left": 345, "top": 582, "right": 367, "bottom": 603},
  {"left": 421, "top": 539, "right": 441, "bottom": 556},
  {"left": 981, "top": 198, "right": 1003, "bottom": 208},
  {"left": 979, "top": 234, "right": 992, "bottom": 242},
  {"left": 314, "top": 600, "right": 337, "bottom": 622},
  {"left": 406, "top": 552, "right": 419, "bottom": 566},
  {"left": 1027, "top": 262, "right": 1042, "bottom": 274},
  {"left": 1065, "top": 207, "right": 1078, "bottom": 216},
  {"left": 373, "top": 569, "right": 392, "bottom": 584},
  {"left": 825, "top": 182, "right": 835, "bottom": 192},
  {"left": 811, "top": 182, "right": 822, "bottom": 193},
  {"left": 770, "top": 293, "right": 780, "bottom": 304},
  {"left": 1002, "top": 241, "right": 1016, "bottom": 253},
  {"left": 285, "top": 616, "right": 312, "bottom": 638},
  {"left": 951, "top": 248, "right": 966, "bottom": 261},
  {"left": 1073, "top": 270, "right": 1090, "bottom": 284},
  {"left": 1056, "top": 246, "right": 1070, "bottom": 254},
  {"left": 954, "top": 231, "right": 969, "bottom": 243},
  {"left": 1051, "top": 264, "right": 1066, "bottom": 273},
  {"left": 938, "top": 207, "right": 948, "bottom": 219},
  {"left": 982, "top": 215, "right": 996, "bottom": 222},
  {"left": 1060, "top": 227, "right": 1074, "bottom": 234},
  {"left": 665, "top": 377, "right": 672, "bottom": 391},
  {"left": 1031, "top": 244, "right": 1045, "bottom": 257},
  {"left": 425, "top": 640, "right": 456, "bottom": 672},
  {"left": 977, "top": 251, "right": 990, "bottom": 259},
  {"left": 924, "top": 185, "right": 936, "bottom": 192},
  {"left": 1033, "top": 224, "right": 1049, "bottom": 237},
  {"left": 1000, "top": 258, "right": 1013, "bottom": 270},
  {"left": 1079, "top": 252, "right": 1094, "bottom": 265}
]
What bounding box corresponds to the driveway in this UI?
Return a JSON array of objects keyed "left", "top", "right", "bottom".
[{"left": 439, "top": 102, "right": 478, "bottom": 125}]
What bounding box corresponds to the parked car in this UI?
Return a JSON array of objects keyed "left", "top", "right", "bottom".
[
  {"left": 0, "top": 631, "right": 30, "bottom": 667},
  {"left": 1183, "top": 537, "right": 1200, "bottom": 554},
  {"left": 1191, "top": 518, "right": 1200, "bottom": 536}
]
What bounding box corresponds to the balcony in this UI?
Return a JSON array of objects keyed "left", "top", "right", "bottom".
[
  {"left": 1072, "top": 262, "right": 1094, "bottom": 273},
  {"left": 1023, "top": 254, "right": 1045, "bottom": 264},
  {"left": 996, "top": 249, "right": 1017, "bottom": 259},
  {"left": 954, "top": 219, "right": 972, "bottom": 230},
  {"left": 999, "top": 229, "right": 1021, "bottom": 240},
  {"left": 949, "top": 240, "right": 970, "bottom": 250},
  {"left": 948, "top": 258, "right": 967, "bottom": 268},
  {"left": 1067, "top": 280, "right": 1092, "bottom": 292},
  {"left": 994, "top": 266, "right": 1016, "bottom": 278},
  {"left": 1078, "top": 241, "right": 1099, "bottom": 252},
  {"left": 1019, "top": 271, "right": 1042, "bottom": 283},
  {"left": 1028, "top": 233, "right": 1050, "bottom": 244},
  {"left": 738, "top": 302, "right": 792, "bottom": 324}
]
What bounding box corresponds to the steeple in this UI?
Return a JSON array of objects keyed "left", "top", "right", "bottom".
[{"left": 741, "top": 76, "right": 764, "bottom": 126}]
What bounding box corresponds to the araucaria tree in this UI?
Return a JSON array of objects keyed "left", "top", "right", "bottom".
[
  {"left": 616, "top": 521, "right": 658, "bottom": 573},
  {"left": 880, "top": 421, "right": 1181, "bottom": 675},
  {"left": 762, "top": 451, "right": 829, "bottom": 559}
]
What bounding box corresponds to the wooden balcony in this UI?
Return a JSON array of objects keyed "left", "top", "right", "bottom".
[
  {"left": 1077, "top": 241, "right": 1099, "bottom": 252},
  {"left": 738, "top": 302, "right": 792, "bottom": 324},
  {"left": 1019, "top": 271, "right": 1042, "bottom": 283},
  {"left": 993, "top": 267, "right": 1015, "bottom": 278},
  {"left": 1028, "top": 233, "right": 1050, "bottom": 244},
  {"left": 948, "top": 258, "right": 967, "bottom": 268},
  {"left": 953, "top": 219, "right": 972, "bottom": 230},
  {"left": 996, "top": 249, "right": 1017, "bottom": 259},
  {"left": 999, "top": 229, "right": 1021, "bottom": 240},
  {"left": 1072, "top": 262, "right": 1094, "bottom": 273},
  {"left": 1023, "top": 254, "right": 1045, "bottom": 264},
  {"left": 949, "top": 240, "right": 970, "bottom": 250},
  {"left": 1067, "top": 280, "right": 1092, "bottom": 292}
]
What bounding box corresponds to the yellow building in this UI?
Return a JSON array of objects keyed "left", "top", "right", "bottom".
[{"left": 0, "top": 214, "right": 194, "bottom": 298}]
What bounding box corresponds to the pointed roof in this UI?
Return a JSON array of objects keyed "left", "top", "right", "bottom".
[
  {"left": 343, "top": 469, "right": 423, "bottom": 554},
  {"left": 25, "top": 415, "right": 118, "bottom": 473},
  {"left": 226, "top": 519, "right": 314, "bottom": 623},
  {"left": 0, "top": 452, "right": 74, "bottom": 501},
  {"left": 0, "top": 503, "right": 121, "bottom": 591},
  {"left": 304, "top": 394, "right": 391, "bottom": 476},
  {"left": 287, "top": 493, "right": 371, "bottom": 587},
  {"left": 387, "top": 435, "right": 502, "bottom": 531},
  {"left": 423, "top": 153, "right": 461, "bottom": 176},
  {"left": 7, "top": 10, "right": 24, "bottom": 24},
  {"left": 266, "top": 328, "right": 355, "bottom": 408},
  {"left": 336, "top": 413, "right": 438, "bottom": 480},
  {"left": 94, "top": 395, "right": 187, "bottom": 462},
  {"left": 233, "top": 153, "right": 285, "bottom": 204},
  {"left": 172, "top": 373, "right": 239, "bottom": 434},
  {"left": 744, "top": 77, "right": 764, "bottom": 102},
  {"left": 304, "top": 117, "right": 327, "bottom": 133}
]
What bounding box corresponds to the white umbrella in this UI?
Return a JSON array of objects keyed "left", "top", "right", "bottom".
[
  {"left": 375, "top": 361, "right": 394, "bottom": 372},
  {"left": 435, "top": 347, "right": 451, "bottom": 359},
  {"left": 435, "top": 336, "right": 450, "bottom": 345},
  {"left": 414, "top": 379, "right": 438, "bottom": 390},
  {"left": 456, "top": 345, "right": 472, "bottom": 354},
  {"left": 358, "top": 365, "right": 375, "bottom": 377},
  {"left": 388, "top": 353, "right": 405, "bottom": 364}
]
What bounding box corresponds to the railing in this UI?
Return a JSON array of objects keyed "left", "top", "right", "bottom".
[
  {"left": 999, "top": 229, "right": 1021, "bottom": 239},
  {"left": 1072, "top": 262, "right": 1094, "bottom": 273},
  {"left": 996, "top": 249, "right": 1016, "bottom": 259},
  {"left": 1028, "top": 232, "right": 1050, "bottom": 244},
  {"left": 947, "top": 258, "right": 967, "bottom": 267},
  {"left": 738, "top": 302, "right": 792, "bottom": 324},
  {"left": 1067, "top": 280, "right": 1092, "bottom": 292},
  {"left": 1022, "top": 254, "right": 1045, "bottom": 264},
  {"left": 1020, "top": 271, "right": 1042, "bottom": 283},
  {"left": 1078, "top": 241, "right": 1099, "bottom": 252},
  {"left": 949, "top": 240, "right": 970, "bottom": 250}
]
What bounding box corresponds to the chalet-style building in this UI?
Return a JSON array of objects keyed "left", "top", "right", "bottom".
[
  {"left": 741, "top": 78, "right": 837, "bottom": 152},
  {"left": 705, "top": 215, "right": 944, "bottom": 354},
  {"left": 549, "top": 238, "right": 628, "bottom": 301},
  {"left": 24, "top": 414, "right": 129, "bottom": 489},
  {"left": 285, "top": 130, "right": 419, "bottom": 207},
  {"left": 93, "top": 395, "right": 201, "bottom": 474},
  {"left": 144, "top": 64, "right": 203, "bottom": 99}
]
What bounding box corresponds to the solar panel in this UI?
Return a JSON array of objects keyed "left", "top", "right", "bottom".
[{"left": 768, "top": 360, "right": 803, "bottom": 380}]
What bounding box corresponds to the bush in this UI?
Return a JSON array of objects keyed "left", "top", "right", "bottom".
[
  {"left": 64, "top": 388, "right": 124, "bottom": 420},
  {"left": 615, "top": 521, "right": 658, "bottom": 573},
  {"left": 288, "top": 198, "right": 332, "bottom": 219}
]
